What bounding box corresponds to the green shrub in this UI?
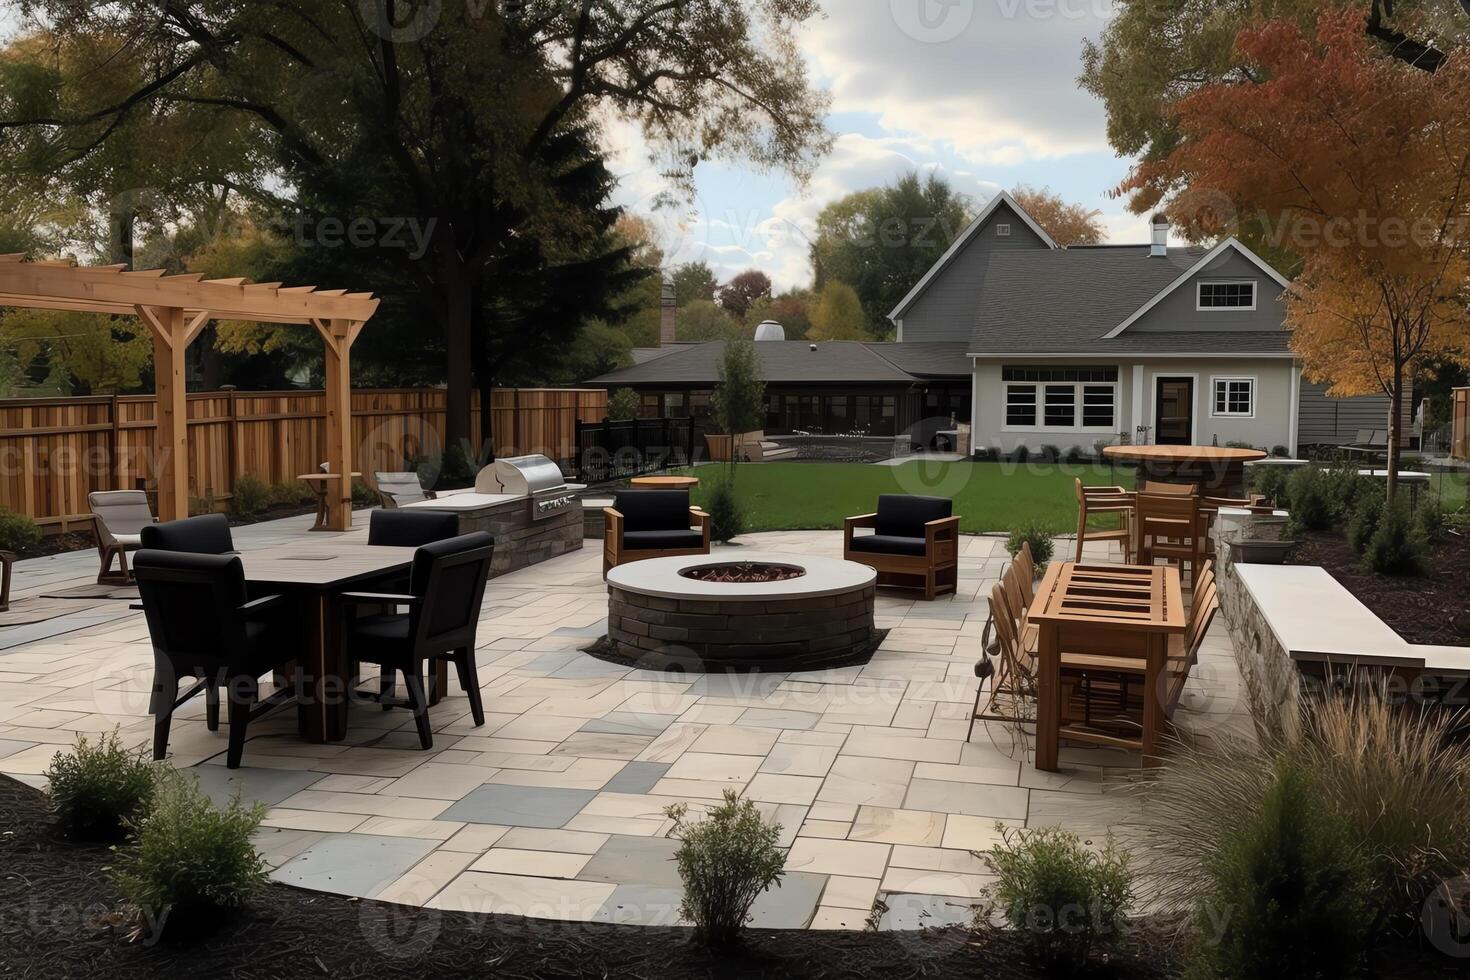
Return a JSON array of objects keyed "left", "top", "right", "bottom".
[
  {"left": 1249, "top": 465, "right": 1290, "bottom": 508},
  {"left": 607, "top": 387, "right": 640, "bottom": 421},
  {"left": 229, "top": 473, "right": 272, "bottom": 518},
  {"left": 271, "top": 481, "right": 316, "bottom": 506},
  {"left": 1038, "top": 444, "right": 1061, "bottom": 463},
  {"left": 45, "top": 731, "right": 158, "bottom": 842},
  {"left": 351, "top": 478, "right": 379, "bottom": 507},
  {"left": 1362, "top": 499, "right": 1428, "bottom": 576},
  {"left": 1007, "top": 522, "right": 1055, "bottom": 572},
  {"left": 703, "top": 476, "right": 747, "bottom": 544},
  {"left": 982, "top": 825, "right": 1133, "bottom": 973},
  {"left": 1326, "top": 471, "right": 1378, "bottom": 522},
  {"left": 112, "top": 769, "right": 267, "bottom": 933},
  {"left": 1345, "top": 492, "right": 1385, "bottom": 555},
  {"left": 1415, "top": 498, "right": 1446, "bottom": 541},
  {"left": 665, "top": 789, "right": 786, "bottom": 947},
  {"left": 0, "top": 505, "right": 43, "bottom": 553},
  {"left": 1285, "top": 466, "right": 1333, "bottom": 533},
  {"left": 1192, "top": 762, "right": 1372, "bottom": 979}
]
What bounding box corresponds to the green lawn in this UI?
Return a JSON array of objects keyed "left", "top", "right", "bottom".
[{"left": 682, "top": 461, "right": 1134, "bottom": 534}]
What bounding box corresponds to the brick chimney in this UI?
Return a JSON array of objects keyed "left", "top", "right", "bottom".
[{"left": 659, "top": 279, "right": 676, "bottom": 346}]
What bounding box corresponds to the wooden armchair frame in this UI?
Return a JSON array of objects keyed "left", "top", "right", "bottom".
[
  {"left": 603, "top": 506, "right": 711, "bottom": 577},
  {"left": 844, "top": 511, "right": 961, "bottom": 601}
]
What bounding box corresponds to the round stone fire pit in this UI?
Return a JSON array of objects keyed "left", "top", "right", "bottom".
[{"left": 605, "top": 552, "right": 878, "bottom": 671}]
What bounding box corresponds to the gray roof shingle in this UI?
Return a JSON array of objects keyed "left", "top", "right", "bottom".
[{"left": 967, "top": 245, "right": 1289, "bottom": 355}]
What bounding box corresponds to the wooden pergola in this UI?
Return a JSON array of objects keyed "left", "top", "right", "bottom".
[{"left": 0, "top": 255, "right": 379, "bottom": 530}]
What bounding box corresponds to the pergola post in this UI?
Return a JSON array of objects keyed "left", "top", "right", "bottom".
[
  {"left": 138, "top": 305, "right": 190, "bottom": 521},
  {"left": 313, "top": 317, "right": 365, "bottom": 531}
]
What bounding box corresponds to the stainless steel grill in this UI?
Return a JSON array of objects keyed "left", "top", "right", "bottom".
[{"left": 477, "top": 455, "right": 579, "bottom": 522}]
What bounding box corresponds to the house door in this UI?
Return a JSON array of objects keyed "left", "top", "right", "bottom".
[{"left": 1154, "top": 378, "right": 1195, "bottom": 445}]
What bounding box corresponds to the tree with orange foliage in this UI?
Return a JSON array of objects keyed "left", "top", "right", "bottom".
[
  {"left": 1122, "top": 8, "right": 1470, "bottom": 501},
  {"left": 1010, "top": 186, "right": 1105, "bottom": 247}
]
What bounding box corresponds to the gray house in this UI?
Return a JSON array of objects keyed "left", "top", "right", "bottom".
[{"left": 890, "top": 191, "right": 1402, "bottom": 456}]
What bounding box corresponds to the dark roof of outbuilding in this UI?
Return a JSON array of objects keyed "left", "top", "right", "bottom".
[{"left": 587, "top": 341, "right": 925, "bottom": 386}]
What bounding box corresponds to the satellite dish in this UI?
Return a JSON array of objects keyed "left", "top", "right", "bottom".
[{"left": 754, "top": 320, "right": 786, "bottom": 342}]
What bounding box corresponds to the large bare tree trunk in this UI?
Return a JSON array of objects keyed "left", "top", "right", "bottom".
[{"left": 441, "top": 252, "right": 474, "bottom": 456}]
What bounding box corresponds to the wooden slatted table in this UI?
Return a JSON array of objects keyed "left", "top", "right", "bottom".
[
  {"left": 238, "top": 540, "right": 417, "bottom": 743},
  {"left": 1028, "top": 561, "right": 1187, "bottom": 771}
]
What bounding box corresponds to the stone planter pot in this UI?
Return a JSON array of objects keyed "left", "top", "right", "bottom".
[{"left": 1230, "top": 538, "right": 1297, "bottom": 565}]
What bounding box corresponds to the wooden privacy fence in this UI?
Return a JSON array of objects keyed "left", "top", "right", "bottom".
[
  {"left": 0, "top": 387, "right": 607, "bottom": 529},
  {"left": 1454, "top": 388, "right": 1468, "bottom": 461}
]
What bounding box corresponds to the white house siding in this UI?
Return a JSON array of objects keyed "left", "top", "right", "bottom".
[{"left": 971, "top": 358, "right": 1297, "bottom": 455}]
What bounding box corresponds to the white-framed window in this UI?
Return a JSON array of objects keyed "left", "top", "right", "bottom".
[
  {"left": 1212, "top": 376, "right": 1256, "bottom": 417},
  {"left": 995, "top": 223, "right": 1012, "bottom": 237},
  {"left": 1002, "top": 367, "right": 1117, "bottom": 430},
  {"left": 1197, "top": 280, "right": 1256, "bottom": 310}
]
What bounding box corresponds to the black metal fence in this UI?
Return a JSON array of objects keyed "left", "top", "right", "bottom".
[{"left": 574, "top": 417, "right": 705, "bottom": 484}]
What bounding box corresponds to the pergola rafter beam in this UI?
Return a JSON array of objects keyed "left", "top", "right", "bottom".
[
  {"left": 0, "top": 259, "right": 378, "bottom": 530},
  {"left": 0, "top": 259, "right": 379, "bottom": 323}
]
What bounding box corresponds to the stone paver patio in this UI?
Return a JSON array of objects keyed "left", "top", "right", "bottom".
[{"left": 0, "top": 514, "right": 1251, "bottom": 930}]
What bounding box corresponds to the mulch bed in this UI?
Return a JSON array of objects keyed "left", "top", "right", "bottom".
[
  {"left": 1, "top": 775, "right": 1181, "bottom": 980},
  {"left": 5, "top": 771, "right": 1466, "bottom": 978},
  {"left": 1294, "top": 529, "right": 1470, "bottom": 646}
]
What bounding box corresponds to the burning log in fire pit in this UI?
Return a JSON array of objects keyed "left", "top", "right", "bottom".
[{"left": 679, "top": 562, "right": 806, "bottom": 585}]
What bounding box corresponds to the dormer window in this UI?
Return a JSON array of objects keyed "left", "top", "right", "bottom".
[
  {"left": 1198, "top": 280, "right": 1256, "bottom": 310},
  {"left": 996, "top": 223, "right": 1011, "bottom": 237}
]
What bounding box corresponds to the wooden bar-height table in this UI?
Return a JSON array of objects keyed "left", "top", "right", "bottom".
[
  {"left": 236, "top": 539, "right": 418, "bottom": 743},
  {"left": 1103, "top": 445, "right": 1267, "bottom": 497},
  {"left": 1028, "top": 561, "right": 1187, "bottom": 771}
]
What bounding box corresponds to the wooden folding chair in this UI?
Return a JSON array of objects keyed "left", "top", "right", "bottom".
[
  {"left": 1165, "top": 576, "right": 1220, "bottom": 714},
  {"left": 969, "top": 582, "right": 1147, "bottom": 742}
]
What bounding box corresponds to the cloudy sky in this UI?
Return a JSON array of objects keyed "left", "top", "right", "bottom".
[{"left": 607, "top": 0, "right": 1138, "bottom": 291}]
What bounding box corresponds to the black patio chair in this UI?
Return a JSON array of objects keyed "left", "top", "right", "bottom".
[
  {"left": 367, "top": 509, "right": 461, "bottom": 548},
  {"left": 140, "top": 513, "right": 236, "bottom": 554},
  {"left": 844, "top": 494, "right": 961, "bottom": 600},
  {"left": 342, "top": 533, "right": 496, "bottom": 749},
  {"left": 133, "top": 550, "right": 294, "bottom": 769}
]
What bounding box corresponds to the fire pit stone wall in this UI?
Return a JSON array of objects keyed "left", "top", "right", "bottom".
[{"left": 605, "top": 553, "right": 878, "bottom": 670}]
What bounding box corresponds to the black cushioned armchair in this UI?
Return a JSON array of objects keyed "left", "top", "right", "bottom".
[
  {"left": 140, "top": 513, "right": 236, "bottom": 554},
  {"left": 602, "top": 489, "right": 710, "bottom": 577},
  {"left": 844, "top": 494, "right": 961, "bottom": 600}
]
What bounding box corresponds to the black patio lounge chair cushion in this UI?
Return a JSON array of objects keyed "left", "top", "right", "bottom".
[
  {"left": 614, "top": 490, "right": 693, "bottom": 533},
  {"left": 622, "top": 529, "right": 705, "bottom": 551},
  {"left": 849, "top": 534, "right": 929, "bottom": 557},
  {"left": 369, "top": 510, "right": 463, "bottom": 548},
  {"left": 140, "top": 513, "right": 235, "bottom": 555},
  {"left": 874, "top": 495, "right": 952, "bottom": 538}
]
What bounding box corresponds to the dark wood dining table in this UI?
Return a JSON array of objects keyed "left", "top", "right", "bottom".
[
  {"left": 236, "top": 539, "right": 418, "bottom": 743},
  {"left": 1028, "top": 561, "right": 1187, "bottom": 771}
]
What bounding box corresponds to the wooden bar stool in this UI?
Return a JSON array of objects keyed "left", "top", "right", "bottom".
[
  {"left": 1135, "top": 491, "right": 1204, "bottom": 584},
  {"left": 1074, "top": 479, "right": 1135, "bottom": 563}
]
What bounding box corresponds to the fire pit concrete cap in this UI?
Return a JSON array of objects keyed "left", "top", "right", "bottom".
[{"left": 608, "top": 551, "right": 876, "bottom": 602}]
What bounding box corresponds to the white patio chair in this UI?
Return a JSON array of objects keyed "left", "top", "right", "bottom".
[
  {"left": 373, "top": 472, "right": 432, "bottom": 509},
  {"left": 88, "top": 490, "right": 156, "bottom": 584}
]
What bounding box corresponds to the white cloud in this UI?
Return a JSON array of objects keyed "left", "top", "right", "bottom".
[
  {"left": 604, "top": 0, "right": 1129, "bottom": 292},
  {"left": 807, "top": 0, "right": 1116, "bottom": 164}
]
